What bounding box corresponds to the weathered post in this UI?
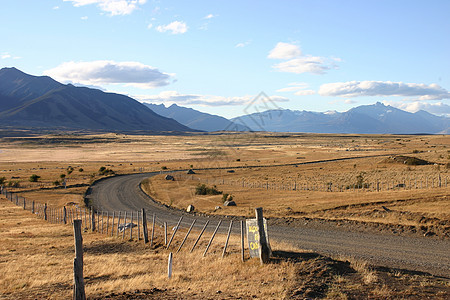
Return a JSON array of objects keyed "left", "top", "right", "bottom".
[
  {"left": 111, "top": 211, "right": 115, "bottom": 236},
  {"left": 106, "top": 211, "right": 109, "bottom": 235},
  {"left": 116, "top": 211, "right": 121, "bottom": 237},
  {"left": 32, "top": 201, "right": 35, "bottom": 214},
  {"left": 164, "top": 222, "right": 167, "bottom": 245},
  {"left": 137, "top": 211, "right": 140, "bottom": 241},
  {"left": 73, "top": 219, "right": 86, "bottom": 300},
  {"left": 44, "top": 203, "right": 48, "bottom": 221},
  {"left": 122, "top": 212, "right": 127, "bottom": 240},
  {"left": 142, "top": 208, "right": 149, "bottom": 244},
  {"left": 91, "top": 209, "right": 95, "bottom": 232},
  {"left": 130, "top": 211, "right": 133, "bottom": 240},
  {"left": 241, "top": 220, "right": 245, "bottom": 262},
  {"left": 255, "top": 207, "right": 270, "bottom": 264},
  {"left": 64, "top": 206, "right": 67, "bottom": 224},
  {"left": 168, "top": 252, "right": 173, "bottom": 279},
  {"left": 150, "top": 213, "right": 155, "bottom": 248},
  {"left": 167, "top": 216, "right": 183, "bottom": 249},
  {"left": 23, "top": 198, "right": 26, "bottom": 210}
]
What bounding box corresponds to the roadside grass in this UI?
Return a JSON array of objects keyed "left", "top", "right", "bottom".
[{"left": 1, "top": 198, "right": 449, "bottom": 299}]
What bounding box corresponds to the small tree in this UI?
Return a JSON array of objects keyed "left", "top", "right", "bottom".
[
  {"left": 29, "top": 174, "right": 41, "bottom": 182},
  {"left": 78, "top": 168, "right": 84, "bottom": 172},
  {"left": 0, "top": 176, "right": 6, "bottom": 185}
]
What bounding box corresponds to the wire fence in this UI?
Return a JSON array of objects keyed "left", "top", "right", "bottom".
[{"left": 174, "top": 173, "right": 449, "bottom": 193}]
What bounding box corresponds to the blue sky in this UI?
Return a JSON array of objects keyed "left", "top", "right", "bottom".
[{"left": 1, "top": 0, "right": 449, "bottom": 118}]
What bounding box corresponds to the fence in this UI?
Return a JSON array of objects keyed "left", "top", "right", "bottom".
[
  {"left": 174, "top": 173, "right": 449, "bottom": 193},
  {"left": 0, "top": 185, "right": 245, "bottom": 259}
]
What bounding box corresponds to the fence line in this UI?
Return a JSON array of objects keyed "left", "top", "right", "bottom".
[
  {"left": 0, "top": 186, "right": 244, "bottom": 260},
  {"left": 174, "top": 173, "right": 448, "bottom": 194}
]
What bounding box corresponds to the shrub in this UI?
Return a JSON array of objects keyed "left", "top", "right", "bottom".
[
  {"left": 67, "top": 166, "right": 74, "bottom": 175},
  {"left": 7, "top": 181, "right": 20, "bottom": 188},
  {"left": 78, "top": 168, "right": 84, "bottom": 172},
  {"left": 195, "top": 184, "right": 222, "bottom": 195},
  {"left": 60, "top": 174, "right": 66, "bottom": 179},
  {"left": 29, "top": 174, "right": 41, "bottom": 182},
  {"left": 53, "top": 180, "right": 61, "bottom": 186},
  {"left": 99, "top": 166, "right": 115, "bottom": 175},
  {"left": 161, "top": 166, "right": 168, "bottom": 170},
  {"left": 0, "top": 176, "right": 6, "bottom": 185},
  {"left": 222, "top": 193, "right": 233, "bottom": 202}
]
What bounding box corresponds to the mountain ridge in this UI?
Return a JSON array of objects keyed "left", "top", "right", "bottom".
[{"left": 0, "top": 67, "right": 193, "bottom": 132}]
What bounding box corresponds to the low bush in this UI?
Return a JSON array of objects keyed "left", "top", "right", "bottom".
[{"left": 195, "top": 184, "right": 222, "bottom": 195}]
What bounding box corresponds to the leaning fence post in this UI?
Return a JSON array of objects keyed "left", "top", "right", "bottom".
[
  {"left": 191, "top": 220, "right": 209, "bottom": 252},
  {"left": 73, "top": 219, "right": 86, "bottom": 300},
  {"left": 142, "top": 208, "right": 149, "bottom": 244},
  {"left": 167, "top": 216, "right": 183, "bottom": 249},
  {"left": 256, "top": 207, "right": 270, "bottom": 264},
  {"left": 222, "top": 220, "right": 233, "bottom": 258},
  {"left": 177, "top": 219, "right": 196, "bottom": 253},
  {"left": 116, "top": 211, "right": 121, "bottom": 237},
  {"left": 203, "top": 220, "right": 222, "bottom": 257}
]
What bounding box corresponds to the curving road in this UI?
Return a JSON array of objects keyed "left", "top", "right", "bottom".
[{"left": 87, "top": 172, "right": 450, "bottom": 277}]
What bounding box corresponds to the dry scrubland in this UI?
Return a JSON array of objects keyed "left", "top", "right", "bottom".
[{"left": 0, "top": 131, "right": 449, "bottom": 298}]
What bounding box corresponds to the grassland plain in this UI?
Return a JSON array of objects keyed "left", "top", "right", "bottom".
[{"left": 0, "top": 131, "right": 449, "bottom": 298}]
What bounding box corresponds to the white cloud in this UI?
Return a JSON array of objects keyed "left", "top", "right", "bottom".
[
  {"left": 273, "top": 56, "right": 339, "bottom": 75},
  {"left": 81, "top": 16, "right": 88, "bottom": 20},
  {"left": 268, "top": 42, "right": 339, "bottom": 74},
  {"left": 318, "top": 81, "right": 450, "bottom": 100},
  {"left": 135, "top": 91, "right": 289, "bottom": 107},
  {"left": 235, "top": 40, "right": 251, "bottom": 48},
  {"left": 156, "top": 21, "right": 188, "bottom": 34},
  {"left": 147, "top": 23, "right": 153, "bottom": 29},
  {"left": 277, "top": 82, "right": 316, "bottom": 96},
  {"left": 204, "top": 14, "right": 215, "bottom": 19},
  {"left": 268, "top": 42, "right": 302, "bottom": 59},
  {"left": 1, "top": 53, "right": 11, "bottom": 59},
  {"left": 53, "top": 6, "right": 60, "bottom": 10},
  {"left": 44, "top": 60, "right": 173, "bottom": 89},
  {"left": 383, "top": 101, "right": 450, "bottom": 117},
  {"left": 64, "top": 0, "right": 147, "bottom": 16}
]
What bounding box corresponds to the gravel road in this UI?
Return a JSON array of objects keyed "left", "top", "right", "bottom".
[{"left": 87, "top": 172, "right": 450, "bottom": 277}]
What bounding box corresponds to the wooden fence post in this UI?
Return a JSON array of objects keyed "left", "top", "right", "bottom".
[
  {"left": 23, "top": 198, "right": 26, "bottom": 210},
  {"left": 150, "top": 213, "right": 155, "bottom": 248},
  {"left": 106, "top": 211, "right": 109, "bottom": 235},
  {"left": 255, "top": 207, "right": 270, "bottom": 264},
  {"left": 241, "top": 220, "right": 245, "bottom": 262},
  {"left": 168, "top": 252, "right": 173, "bottom": 279},
  {"left": 64, "top": 206, "right": 67, "bottom": 224},
  {"left": 122, "top": 212, "right": 127, "bottom": 240},
  {"left": 32, "top": 201, "right": 35, "bottom": 214},
  {"left": 111, "top": 211, "right": 115, "bottom": 236},
  {"left": 116, "top": 211, "right": 121, "bottom": 237},
  {"left": 137, "top": 211, "right": 140, "bottom": 241},
  {"left": 222, "top": 220, "right": 233, "bottom": 258},
  {"left": 130, "top": 211, "right": 133, "bottom": 240},
  {"left": 203, "top": 220, "right": 222, "bottom": 257},
  {"left": 91, "top": 209, "right": 95, "bottom": 232},
  {"left": 44, "top": 203, "right": 48, "bottom": 221},
  {"left": 164, "top": 222, "right": 167, "bottom": 246},
  {"left": 73, "top": 220, "right": 86, "bottom": 300},
  {"left": 142, "top": 208, "right": 149, "bottom": 244}
]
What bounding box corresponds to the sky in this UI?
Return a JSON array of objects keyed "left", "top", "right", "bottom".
[{"left": 1, "top": 0, "right": 449, "bottom": 118}]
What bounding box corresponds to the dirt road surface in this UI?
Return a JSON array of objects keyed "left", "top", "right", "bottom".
[{"left": 87, "top": 172, "right": 450, "bottom": 277}]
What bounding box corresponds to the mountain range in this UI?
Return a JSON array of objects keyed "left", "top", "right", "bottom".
[
  {"left": 0, "top": 67, "right": 191, "bottom": 132},
  {"left": 0, "top": 67, "right": 448, "bottom": 134},
  {"left": 231, "top": 103, "right": 449, "bottom": 134},
  {"left": 144, "top": 103, "right": 249, "bottom": 132}
]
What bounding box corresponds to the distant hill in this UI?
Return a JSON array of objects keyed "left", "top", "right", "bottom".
[
  {"left": 144, "top": 103, "right": 250, "bottom": 132},
  {"left": 0, "top": 67, "right": 192, "bottom": 132},
  {"left": 232, "top": 102, "right": 449, "bottom": 134}
]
